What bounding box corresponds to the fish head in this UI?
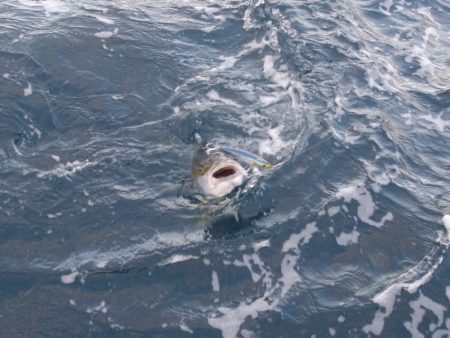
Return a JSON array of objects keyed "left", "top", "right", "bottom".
[{"left": 192, "top": 148, "right": 248, "bottom": 199}]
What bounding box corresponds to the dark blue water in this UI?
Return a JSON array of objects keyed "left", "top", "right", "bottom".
[{"left": 1, "top": 0, "right": 450, "bottom": 337}]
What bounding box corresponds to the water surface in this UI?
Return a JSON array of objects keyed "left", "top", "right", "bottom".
[{"left": 1, "top": 0, "right": 450, "bottom": 337}]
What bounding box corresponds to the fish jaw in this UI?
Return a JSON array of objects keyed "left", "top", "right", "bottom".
[{"left": 195, "top": 160, "right": 248, "bottom": 198}]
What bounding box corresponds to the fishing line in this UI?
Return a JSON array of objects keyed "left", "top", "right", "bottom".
[{"left": 270, "top": 133, "right": 334, "bottom": 169}]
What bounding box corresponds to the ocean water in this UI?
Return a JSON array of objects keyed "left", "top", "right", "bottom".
[{"left": 0, "top": 0, "right": 449, "bottom": 337}]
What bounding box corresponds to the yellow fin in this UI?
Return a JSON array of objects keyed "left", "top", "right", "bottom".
[{"left": 192, "top": 165, "right": 211, "bottom": 178}]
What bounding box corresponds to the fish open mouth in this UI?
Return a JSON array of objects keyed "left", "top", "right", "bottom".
[{"left": 212, "top": 166, "right": 237, "bottom": 179}]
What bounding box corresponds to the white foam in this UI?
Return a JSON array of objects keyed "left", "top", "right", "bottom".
[
  {"left": 55, "top": 230, "right": 204, "bottom": 271},
  {"left": 423, "top": 27, "right": 438, "bottom": 44},
  {"left": 240, "top": 329, "right": 256, "bottom": 338},
  {"left": 158, "top": 254, "right": 198, "bottom": 266},
  {"left": 173, "top": 106, "right": 182, "bottom": 116},
  {"left": 379, "top": 0, "right": 394, "bottom": 16},
  {"left": 40, "top": 0, "right": 69, "bottom": 16},
  {"left": 404, "top": 292, "right": 446, "bottom": 337},
  {"left": 401, "top": 112, "right": 413, "bottom": 125},
  {"left": 87, "top": 300, "right": 107, "bottom": 314},
  {"left": 17, "top": 0, "right": 41, "bottom": 8},
  {"left": 212, "top": 270, "right": 220, "bottom": 292},
  {"left": 95, "top": 260, "right": 107, "bottom": 268},
  {"left": 200, "top": 24, "right": 219, "bottom": 33},
  {"left": 330, "top": 126, "right": 360, "bottom": 145},
  {"left": 363, "top": 249, "right": 444, "bottom": 335},
  {"left": 209, "top": 223, "right": 318, "bottom": 338},
  {"left": 366, "top": 67, "right": 385, "bottom": 92},
  {"left": 282, "top": 222, "right": 318, "bottom": 253},
  {"left": 24, "top": 83, "right": 33, "bottom": 96},
  {"left": 91, "top": 15, "right": 114, "bottom": 24},
  {"left": 258, "top": 126, "right": 287, "bottom": 158},
  {"left": 28, "top": 123, "right": 42, "bottom": 138},
  {"left": 338, "top": 315, "right": 345, "bottom": 323},
  {"left": 368, "top": 61, "right": 404, "bottom": 94},
  {"left": 187, "top": 20, "right": 299, "bottom": 166},
  {"left": 243, "top": 7, "right": 256, "bottom": 30},
  {"left": 110, "top": 323, "right": 124, "bottom": 330},
  {"left": 259, "top": 95, "right": 281, "bottom": 107},
  {"left": 50, "top": 154, "right": 60, "bottom": 162},
  {"left": 18, "top": 0, "right": 69, "bottom": 16},
  {"left": 3, "top": 73, "right": 10, "bottom": 79},
  {"left": 208, "top": 290, "right": 274, "bottom": 338},
  {"left": 111, "top": 94, "right": 123, "bottom": 100},
  {"left": 211, "top": 39, "right": 265, "bottom": 72},
  {"left": 207, "top": 90, "right": 241, "bottom": 107},
  {"left": 47, "top": 212, "right": 62, "bottom": 219},
  {"left": 442, "top": 215, "right": 450, "bottom": 240},
  {"left": 420, "top": 114, "right": 450, "bottom": 132},
  {"left": 405, "top": 46, "right": 438, "bottom": 79},
  {"left": 37, "top": 159, "right": 95, "bottom": 178},
  {"left": 363, "top": 284, "right": 403, "bottom": 335},
  {"left": 95, "top": 31, "right": 113, "bottom": 38},
  {"left": 263, "top": 55, "right": 290, "bottom": 89},
  {"left": 337, "top": 184, "right": 393, "bottom": 228},
  {"left": 253, "top": 239, "right": 270, "bottom": 251},
  {"left": 334, "top": 94, "right": 346, "bottom": 119},
  {"left": 327, "top": 206, "right": 340, "bottom": 218},
  {"left": 94, "top": 28, "right": 118, "bottom": 39},
  {"left": 204, "top": 6, "right": 220, "bottom": 15},
  {"left": 232, "top": 253, "right": 272, "bottom": 285},
  {"left": 61, "top": 271, "right": 79, "bottom": 284},
  {"left": 271, "top": 8, "right": 296, "bottom": 38},
  {"left": 417, "top": 7, "right": 440, "bottom": 27},
  {"left": 362, "top": 161, "right": 400, "bottom": 193},
  {"left": 179, "top": 324, "right": 193, "bottom": 334},
  {"left": 213, "top": 56, "right": 237, "bottom": 71},
  {"left": 335, "top": 228, "right": 360, "bottom": 246}
]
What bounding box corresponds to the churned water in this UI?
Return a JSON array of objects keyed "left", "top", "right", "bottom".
[{"left": 0, "top": 0, "right": 449, "bottom": 337}]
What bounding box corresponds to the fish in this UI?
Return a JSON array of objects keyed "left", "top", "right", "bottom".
[{"left": 191, "top": 146, "right": 249, "bottom": 199}]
